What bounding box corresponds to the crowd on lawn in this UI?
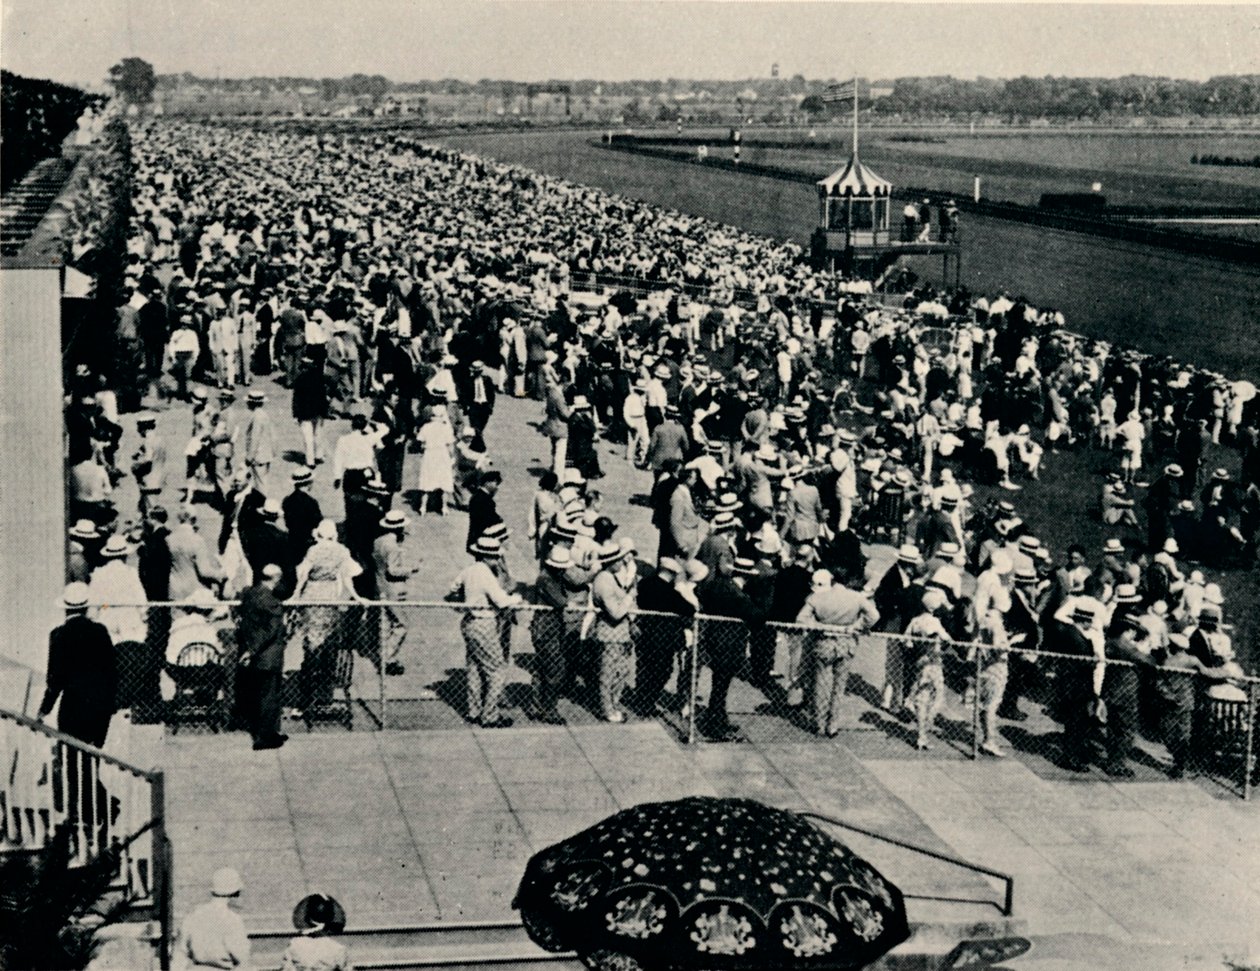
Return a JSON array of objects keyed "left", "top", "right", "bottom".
[{"left": 50, "top": 121, "right": 1259, "bottom": 778}]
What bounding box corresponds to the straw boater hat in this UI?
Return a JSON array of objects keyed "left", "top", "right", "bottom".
[
  {"left": 545, "top": 546, "right": 573, "bottom": 570},
  {"left": 596, "top": 541, "right": 622, "bottom": 567},
  {"left": 63, "top": 582, "right": 89, "bottom": 610},
  {"left": 247, "top": 390, "right": 266, "bottom": 406},
  {"left": 897, "top": 544, "right": 922, "bottom": 565},
  {"left": 710, "top": 512, "right": 738, "bottom": 533},
  {"left": 471, "top": 536, "right": 504, "bottom": 559},
  {"left": 550, "top": 519, "right": 579, "bottom": 542},
  {"left": 68, "top": 520, "right": 99, "bottom": 541},
  {"left": 100, "top": 535, "right": 131, "bottom": 559},
  {"left": 211, "top": 868, "right": 243, "bottom": 898},
  {"left": 1113, "top": 583, "right": 1142, "bottom": 605},
  {"left": 1102, "top": 538, "right": 1125, "bottom": 556},
  {"left": 732, "top": 557, "right": 759, "bottom": 577},
  {"left": 381, "top": 510, "right": 409, "bottom": 531},
  {"left": 292, "top": 467, "right": 314, "bottom": 485},
  {"left": 1164, "top": 463, "right": 1183, "bottom": 478}
]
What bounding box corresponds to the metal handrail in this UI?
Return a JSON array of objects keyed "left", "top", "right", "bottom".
[
  {"left": 0, "top": 704, "right": 173, "bottom": 969},
  {"left": 0, "top": 706, "right": 159, "bottom": 779},
  {"left": 798, "top": 810, "right": 1015, "bottom": 917}
]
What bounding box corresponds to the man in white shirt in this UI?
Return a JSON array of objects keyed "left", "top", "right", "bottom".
[{"left": 172, "top": 868, "right": 250, "bottom": 971}]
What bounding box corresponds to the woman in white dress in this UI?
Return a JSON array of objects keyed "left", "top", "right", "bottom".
[
  {"left": 293, "top": 520, "right": 363, "bottom": 713},
  {"left": 416, "top": 405, "right": 456, "bottom": 516}
]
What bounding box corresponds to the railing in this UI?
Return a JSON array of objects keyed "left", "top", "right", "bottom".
[
  {"left": 799, "top": 810, "right": 1015, "bottom": 917},
  {"left": 0, "top": 706, "right": 173, "bottom": 969},
  {"left": 100, "top": 600, "right": 1259, "bottom": 801}
]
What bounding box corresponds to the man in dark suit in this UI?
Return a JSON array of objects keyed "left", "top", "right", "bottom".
[
  {"left": 464, "top": 360, "right": 497, "bottom": 435},
  {"left": 872, "top": 544, "right": 924, "bottom": 710},
  {"left": 467, "top": 470, "right": 504, "bottom": 549},
  {"left": 236, "top": 566, "right": 288, "bottom": 750},
  {"left": 242, "top": 499, "right": 294, "bottom": 597},
  {"left": 696, "top": 558, "right": 766, "bottom": 740},
  {"left": 38, "top": 584, "right": 117, "bottom": 748},
  {"left": 282, "top": 467, "right": 323, "bottom": 565},
  {"left": 633, "top": 557, "right": 698, "bottom": 715}
]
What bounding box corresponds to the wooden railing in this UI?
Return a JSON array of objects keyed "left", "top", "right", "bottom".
[{"left": 0, "top": 706, "right": 172, "bottom": 968}]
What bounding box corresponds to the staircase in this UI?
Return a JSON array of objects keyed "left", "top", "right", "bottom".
[
  {"left": 0, "top": 706, "right": 173, "bottom": 968},
  {"left": 0, "top": 156, "right": 74, "bottom": 258}
]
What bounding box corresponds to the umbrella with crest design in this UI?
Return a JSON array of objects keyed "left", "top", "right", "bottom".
[{"left": 512, "top": 797, "right": 909, "bottom": 971}]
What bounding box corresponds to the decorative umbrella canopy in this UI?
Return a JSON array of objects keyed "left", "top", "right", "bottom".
[
  {"left": 513, "top": 797, "right": 909, "bottom": 971},
  {"left": 816, "top": 156, "right": 892, "bottom": 199}
]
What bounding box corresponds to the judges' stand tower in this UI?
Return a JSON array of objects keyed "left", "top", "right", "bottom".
[{"left": 809, "top": 78, "right": 960, "bottom": 286}]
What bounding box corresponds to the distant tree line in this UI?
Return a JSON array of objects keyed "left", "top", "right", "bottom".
[
  {"left": 1191, "top": 153, "right": 1260, "bottom": 168},
  {"left": 869, "top": 74, "right": 1260, "bottom": 119},
  {"left": 1, "top": 70, "right": 102, "bottom": 192},
  {"left": 152, "top": 71, "right": 1260, "bottom": 119}
]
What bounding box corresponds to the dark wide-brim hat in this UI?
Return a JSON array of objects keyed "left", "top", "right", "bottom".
[{"left": 292, "top": 893, "right": 347, "bottom": 934}]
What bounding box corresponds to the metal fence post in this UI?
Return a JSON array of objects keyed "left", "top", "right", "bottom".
[
  {"left": 971, "top": 644, "right": 982, "bottom": 761},
  {"left": 687, "top": 616, "right": 700, "bottom": 745},
  {"left": 1244, "top": 681, "right": 1256, "bottom": 802},
  {"left": 379, "top": 603, "right": 387, "bottom": 732},
  {"left": 150, "top": 770, "right": 171, "bottom": 971}
]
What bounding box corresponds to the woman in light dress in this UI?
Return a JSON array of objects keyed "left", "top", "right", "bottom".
[
  {"left": 293, "top": 520, "right": 363, "bottom": 712},
  {"left": 416, "top": 404, "right": 456, "bottom": 515}
]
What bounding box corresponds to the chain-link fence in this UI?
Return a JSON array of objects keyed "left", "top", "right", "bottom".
[{"left": 100, "top": 602, "right": 1258, "bottom": 798}]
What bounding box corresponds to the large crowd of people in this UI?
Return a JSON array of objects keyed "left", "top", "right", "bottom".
[{"left": 54, "top": 120, "right": 1259, "bottom": 781}]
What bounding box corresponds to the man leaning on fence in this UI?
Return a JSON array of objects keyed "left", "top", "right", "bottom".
[
  {"left": 796, "top": 569, "right": 879, "bottom": 738},
  {"left": 448, "top": 536, "right": 523, "bottom": 727},
  {"left": 237, "top": 564, "right": 288, "bottom": 751}
]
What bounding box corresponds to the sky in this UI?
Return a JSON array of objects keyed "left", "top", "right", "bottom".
[{"left": 2, "top": 1, "right": 1258, "bottom": 88}]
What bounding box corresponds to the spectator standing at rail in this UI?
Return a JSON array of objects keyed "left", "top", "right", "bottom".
[
  {"left": 373, "top": 511, "right": 419, "bottom": 678},
  {"left": 237, "top": 564, "right": 288, "bottom": 751},
  {"left": 901, "top": 201, "right": 919, "bottom": 241},
  {"left": 448, "top": 536, "right": 523, "bottom": 728},
  {"left": 796, "top": 569, "right": 879, "bottom": 738},
  {"left": 589, "top": 539, "right": 639, "bottom": 723},
  {"left": 37, "top": 583, "right": 118, "bottom": 748},
  {"left": 695, "top": 557, "right": 766, "bottom": 741}
]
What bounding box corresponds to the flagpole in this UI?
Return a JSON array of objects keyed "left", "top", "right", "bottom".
[{"left": 852, "top": 76, "right": 859, "bottom": 160}]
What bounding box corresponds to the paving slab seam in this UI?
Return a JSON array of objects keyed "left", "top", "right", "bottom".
[
  {"left": 376, "top": 734, "right": 447, "bottom": 919},
  {"left": 469, "top": 724, "right": 543, "bottom": 854}
]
